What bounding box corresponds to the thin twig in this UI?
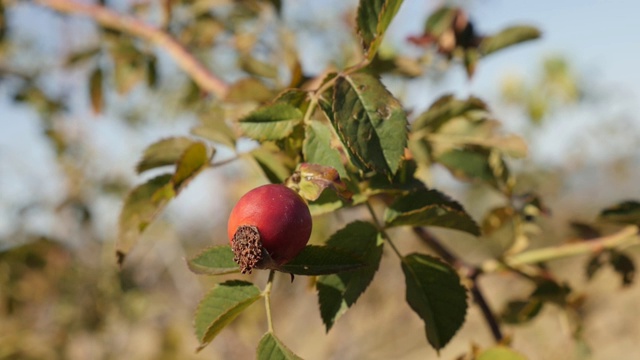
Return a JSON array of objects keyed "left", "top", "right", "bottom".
[
  {"left": 263, "top": 270, "right": 276, "bottom": 333},
  {"left": 469, "top": 269, "right": 504, "bottom": 342},
  {"left": 366, "top": 201, "right": 404, "bottom": 260},
  {"left": 483, "top": 225, "right": 640, "bottom": 272},
  {"left": 411, "top": 227, "right": 460, "bottom": 267},
  {"left": 36, "top": 0, "right": 229, "bottom": 98}
]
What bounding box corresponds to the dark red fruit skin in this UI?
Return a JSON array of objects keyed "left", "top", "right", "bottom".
[{"left": 227, "top": 184, "right": 312, "bottom": 265}]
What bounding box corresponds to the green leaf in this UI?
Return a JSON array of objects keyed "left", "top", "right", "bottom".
[
  {"left": 89, "top": 67, "right": 104, "bottom": 114},
  {"left": 384, "top": 189, "right": 480, "bottom": 236},
  {"left": 500, "top": 299, "right": 543, "bottom": 324},
  {"left": 238, "top": 103, "right": 303, "bottom": 141},
  {"left": 610, "top": 250, "right": 636, "bottom": 286},
  {"left": 250, "top": 146, "right": 292, "bottom": 184},
  {"left": 531, "top": 279, "right": 571, "bottom": 305},
  {"left": 402, "top": 253, "right": 468, "bottom": 351},
  {"left": 136, "top": 137, "right": 203, "bottom": 174},
  {"left": 187, "top": 245, "right": 239, "bottom": 275},
  {"left": 366, "top": 159, "right": 426, "bottom": 194},
  {"left": 307, "top": 189, "right": 351, "bottom": 216},
  {"left": 480, "top": 26, "right": 541, "bottom": 56},
  {"left": 412, "top": 95, "right": 488, "bottom": 132},
  {"left": 119, "top": 142, "right": 211, "bottom": 265},
  {"left": 257, "top": 332, "right": 302, "bottom": 360},
  {"left": 437, "top": 148, "right": 509, "bottom": 187},
  {"left": 332, "top": 73, "right": 407, "bottom": 177},
  {"left": 303, "top": 120, "right": 348, "bottom": 179},
  {"left": 111, "top": 39, "right": 146, "bottom": 94},
  {"left": 192, "top": 106, "right": 237, "bottom": 149},
  {"left": 274, "top": 88, "right": 309, "bottom": 110},
  {"left": 477, "top": 346, "right": 527, "bottom": 360},
  {"left": 599, "top": 200, "right": 640, "bottom": 226},
  {"left": 585, "top": 252, "right": 605, "bottom": 280},
  {"left": 194, "top": 280, "right": 261, "bottom": 351},
  {"left": 225, "top": 78, "right": 274, "bottom": 103},
  {"left": 423, "top": 6, "right": 457, "bottom": 37},
  {"left": 279, "top": 245, "right": 366, "bottom": 276},
  {"left": 317, "top": 221, "right": 383, "bottom": 331},
  {"left": 356, "top": 0, "right": 405, "bottom": 60},
  {"left": 171, "top": 142, "right": 210, "bottom": 189},
  {"left": 240, "top": 55, "right": 279, "bottom": 79},
  {"left": 117, "top": 174, "right": 175, "bottom": 265}
]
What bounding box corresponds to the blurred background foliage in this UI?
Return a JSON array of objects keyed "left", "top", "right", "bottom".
[{"left": 1, "top": 0, "right": 639, "bottom": 359}]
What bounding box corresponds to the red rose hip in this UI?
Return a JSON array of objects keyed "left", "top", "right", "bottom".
[{"left": 227, "top": 184, "right": 312, "bottom": 274}]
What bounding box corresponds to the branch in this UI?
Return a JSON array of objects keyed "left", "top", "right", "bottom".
[
  {"left": 469, "top": 269, "right": 503, "bottom": 342},
  {"left": 483, "top": 225, "right": 640, "bottom": 272},
  {"left": 36, "top": 0, "right": 229, "bottom": 98}
]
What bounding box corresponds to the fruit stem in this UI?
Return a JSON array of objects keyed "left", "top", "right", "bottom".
[
  {"left": 263, "top": 270, "right": 276, "bottom": 333},
  {"left": 366, "top": 201, "right": 404, "bottom": 260}
]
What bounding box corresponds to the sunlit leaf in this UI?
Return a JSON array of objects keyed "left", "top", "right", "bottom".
[
  {"left": 356, "top": 0, "right": 405, "bottom": 60},
  {"left": 188, "top": 245, "right": 239, "bottom": 276},
  {"left": 250, "top": 146, "right": 292, "bottom": 184},
  {"left": 385, "top": 189, "right": 480, "bottom": 236},
  {"left": 117, "top": 174, "right": 175, "bottom": 264},
  {"left": 437, "top": 147, "right": 509, "bottom": 187},
  {"left": 136, "top": 137, "right": 204, "bottom": 174},
  {"left": 480, "top": 26, "right": 541, "bottom": 56},
  {"left": 192, "top": 106, "right": 237, "bottom": 149},
  {"left": 402, "top": 253, "right": 468, "bottom": 351},
  {"left": 119, "top": 142, "right": 211, "bottom": 264},
  {"left": 240, "top": 55, "right": 278, "bottom": 79},
  {"left": 171, "top": 142, "right": 209, "bottom": 189},
  {"left": 238, "top": 103, "right": 303, "bottom": 141},
  {"left": 424, "top": 6, "right": 457, "bottom": 37},
  {"left": 317, "top": 221, "right": 383, "bottom": 331},
  {"left": 332, "top": 73, "right": 407, "bottom": 177},
  {"left": 303, "top": 120, "right": 348, "bottom": 179},
  {"left": 257, "top": 332, "right": 302, "bottom": 360},
  {"left": 194, "top": 280, "right": 261, "bottom": 351},
  {"left": 412, "top": 95, "right": 488, "bottom": 132},
  {"left": 225, "top": 78, "right": 274, "bottom": 103}
]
